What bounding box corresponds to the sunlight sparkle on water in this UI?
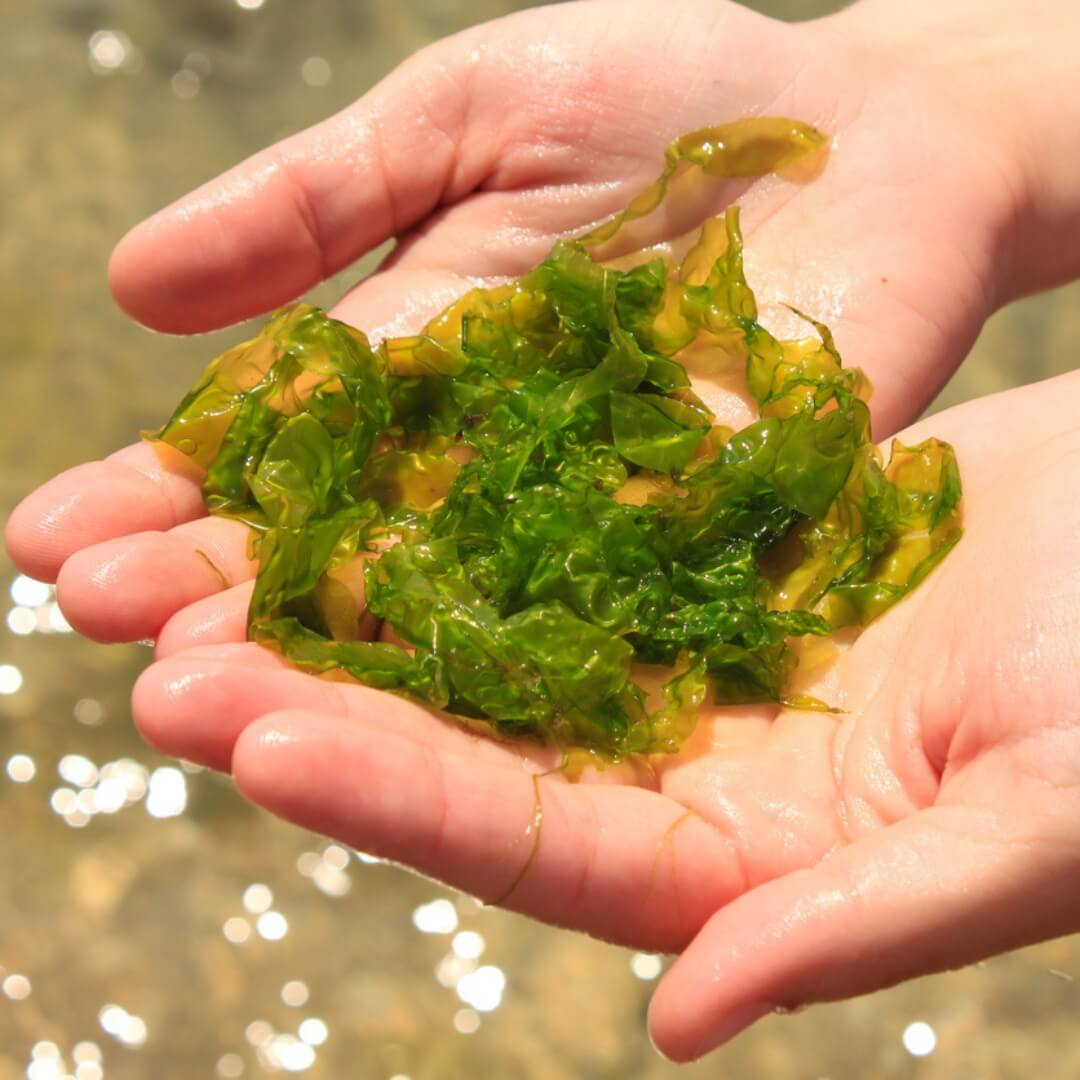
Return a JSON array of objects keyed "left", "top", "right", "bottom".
[
  {"left": 6, "top": 577, "right": 73, "bottom": 635},
  {"left": 297, "top": 1018, "right": 327, "bottom": 1046},
  {"left": 146, "top": 766, "right": 187, "bottom": 817},
  {"left": 7, "top": 607, "right": 35, "bottom": 634},
  {"left": 413, "top": 898, "right": 458, "bottom": 934},
  {"left": 300, "top": 56, "right": 331, "bottom": 87},
  {"left": 296, "top": 851, "right": 321, "bottom": 877},
  {"left": 88, "top": 29, "right": 132, "bottom": 72},
  {"left": 312, "top": 858, "right": 351, "bottom": 897},
  {"left": 631, "top": 952, "right": 663, "bottom": 980},
  {"left": 455, "top": 965, "right": 505, "bottom": 1012},
  {"left": 256, "top": 911, "right": 289, "bottom": 941},
  {"left": 51, "top": 788, "right": 77, "bottom": 815},
  {"left": 243, "top": 883, "right": 273, "bottom": 913},
  {"left": 97, "top": 759, "right": 149, "bottom": 809},
  {"left": 72, "top": 1043, "right": 101, "bottom": 1065},
  {"left": 296, "top": 846, "right": 352, "bottom": 895},
  {"left": 171, "top": 69, "right": 201, "bottom": 99},
  {"left": 3, "top": 973, "right": 31, "bottom": 999},
  {"left": 281, "top": 980, "right": 309, "bottom": 1007},
  {"left": 262, "top": 1034, "right": 315, "bottom": 1072},
  {"left": 322, "top": 845, "right": 349, "bottom": 869},
  {"left": 0, "top": 663, "right": 24, "bottom": 694},
  {"left": 99, "top": 1003, "right": 148, "bottom": 1047},
  {"left": 74, "top": 698, "right": 105, "bottom": 726},
  {"left": 11, "top": 575, "right": 50, "bottom": 607},
  {"left": 93, "top": 777, "right": 126, "bottom": 813},
  {"left": 7, "top": 754, "right": 35, "bottom": 782},
  {"left": 59, "top": 754, "right": 98, "bottom": 788},
  {"left": 27, "top": 1061, "right": 63, "bottom": 1080},
  {"left": 902, "top": 1020, "right": 937, "bottom": 1056},
  {"left": 217, "top": 1052, "right": 245, "bottom": 1078},
  {"left": 453, "top": 1008, "right": 481, "bottom": 1034},
  {"left": 452, "top": 930, "right": 485, "bottom": 960},
  {"left": 435, "top": 953, "right": 475, "bottom": 990},
  {"left": 224, "top": 917, "right": 252, "bottom": 945},
  {"left": 246, "top": 1020, "right": 273, "bottom": 1047}
]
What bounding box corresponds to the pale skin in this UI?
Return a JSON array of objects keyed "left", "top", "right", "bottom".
[{"left": 5, "top": 0, "right": 1080, "bottom": 1062}]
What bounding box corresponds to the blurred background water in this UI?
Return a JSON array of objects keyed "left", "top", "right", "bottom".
[{"left": 2, "top": 1, "right": 1079, "bottom": 1078}]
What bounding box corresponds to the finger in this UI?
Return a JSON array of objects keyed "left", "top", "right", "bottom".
[
  {"left": 156, "top": 580, "right": 254, "bottom": 658},
  {"left": 232, "top": 708, "right": 745, "bottom": 949},
  {"left": 56, "top": 516, "right": 253, "bottom": 643},
  {"left": 4, "top": 441, "right": 205, "bottom": 583},
  {"left": 134, "top": 651, "right": 349, "bottom": 771},
  {"left": 647, "top": 798, "right": 1079, "bottom": 1061},
  {"left": 108, "top": 40, "right": 483, "bottom": 332},
  {"left": 133, "top": 646, "right": 543, "bottom": 773},
  {"left": 155, "top": 641, "right": 287, "bottom": 666}
]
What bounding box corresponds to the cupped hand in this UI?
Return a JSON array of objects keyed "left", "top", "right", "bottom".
[
  {"left": 5, "top": 0, "right": 1032, "bottom": 647},
  {"left": 5, "top": 0, "right": 1079, "bottom": 1059},
  {"left": 128, "top": 367, "right": 1080, "bottom": 1060}
]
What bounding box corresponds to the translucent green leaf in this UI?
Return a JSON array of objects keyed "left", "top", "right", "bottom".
[
  {"left": 153, "top": 118, "right": 959, "bottom": 761},
  {"left": 610, "top": 390, "right": 708, "bottom": 473}
]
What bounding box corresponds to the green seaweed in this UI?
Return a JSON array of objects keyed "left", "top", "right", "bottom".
[{"left": 150, "top": 117, "right": 961, "bottom": 759}]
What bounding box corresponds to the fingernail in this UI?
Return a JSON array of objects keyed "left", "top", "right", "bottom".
[{"left": 691, "top": 1001, "right": 773, "bottom": 1059}]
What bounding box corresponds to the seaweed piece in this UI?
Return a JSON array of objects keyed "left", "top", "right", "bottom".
[{"left": 150, "top": 117, "right": 961, "bottom": 759}]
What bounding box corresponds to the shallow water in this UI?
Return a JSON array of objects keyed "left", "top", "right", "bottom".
[{"left": 2, "top": 2, "right": 1079, "bottom": 1078}]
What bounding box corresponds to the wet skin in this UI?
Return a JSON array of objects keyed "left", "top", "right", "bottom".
[{"left": 7, "top": 0, "right": 1080, "bottom": 1060}]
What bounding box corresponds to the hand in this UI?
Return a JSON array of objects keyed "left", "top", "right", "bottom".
[
  {"left": 7, "top": 0, "right": 1076, "bottom": 647},
  {"left": 129, "top": 368, "right": 1080, "bottom": 1060},
  {"left": 4, "top": 0, "right": 1080, "bottom": 1060}
]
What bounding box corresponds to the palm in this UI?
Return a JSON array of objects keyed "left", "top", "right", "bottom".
[
  {"left": 4, "top": 0, "right": 1071, "bottom": 1061},
  {"left": 126, "top": 370, "right": 1080, "bottom": 1060}
]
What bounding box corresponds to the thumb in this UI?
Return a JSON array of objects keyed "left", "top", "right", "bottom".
[
  {"left": 648, "top": 798, "right": 1080, "bottom": 1061},
  {"left": 108, "top": 37, "right": 489, "bottom": 334}
]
